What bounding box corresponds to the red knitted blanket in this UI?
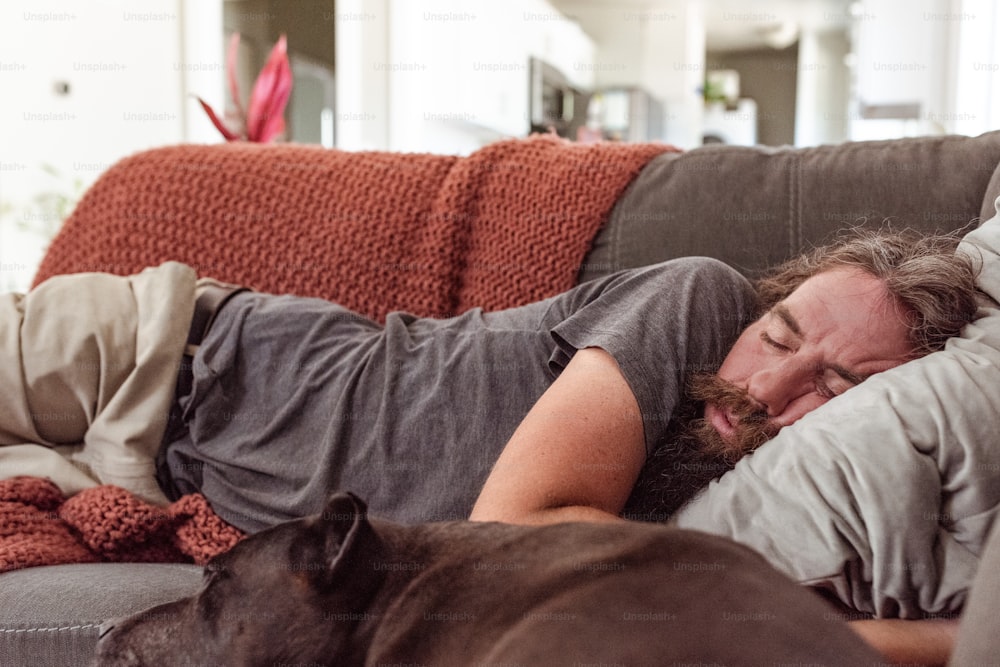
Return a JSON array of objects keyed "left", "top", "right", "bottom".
[
  {"left": 35, "top": 135, "right": 677, "bottom": 321},
  {"left": 0, "top": 477, "right": 243, "bottom": 573}
]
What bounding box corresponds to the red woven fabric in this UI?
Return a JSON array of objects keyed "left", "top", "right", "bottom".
[
  {"left": 0, "top": 477, "right": 97, "bottom": 571},
  {"left": 34, "top": 135, "right": 676, "bottom": 321},
  {"left": 451, "top": 136, "right": 675, "bottom": 312},
  {"left": 0, "top": 477, "right": 244, "bottom": 573}
]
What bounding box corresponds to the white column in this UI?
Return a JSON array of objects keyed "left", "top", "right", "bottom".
[
  {"left": 179, "top": 0, "right": 224, "bottom": 144},
  {"left": 335, "top": 0, "right": 390, "bottom": 150},
  {"left": 946, "top": 0, "right": 1000, "bottom": 137},
  {"left": 795, "top": 27, "right": 850, "bottom": 147}
]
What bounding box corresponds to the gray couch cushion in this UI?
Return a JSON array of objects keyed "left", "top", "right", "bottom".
[
  {"left": 581, "top": 131, "right": 1000, "bottom": 282},
  {"left": 0, "top": 563, "right": 202, "bottom": 666}
]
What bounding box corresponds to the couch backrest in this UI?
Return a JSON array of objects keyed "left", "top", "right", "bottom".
[
  {"left": 33, "top": 137, "right": 668, "bottom": 321},
  {"left": 581, "top": 130, "right": 1000, "bottom": 282},
  {"left": 35, "top": 132, "right": 1000, "bottom": 312}
]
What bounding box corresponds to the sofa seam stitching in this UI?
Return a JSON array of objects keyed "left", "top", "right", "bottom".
[{"left": 0, "top": 623, "right": 102, "bottom": 634}]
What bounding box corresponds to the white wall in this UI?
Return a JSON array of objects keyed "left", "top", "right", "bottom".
[
  {"left": 0, "top": 0, "right": 222, "bottom": 291},
  {"left": 795, "top": 27, "right": 850, "bottom": 147},
  {"left": 552, "top": 0, "right": 706, "bottom": 148},
  {"left": 948, "top": 0, "right": 1000, "bottom": 138},
  {"left": 667, "top": 2, "right": 707, "bottom": 148},
  {"left": 181, "top": 0, "right": 226, "bottom": 143},
  {"left": 334, "top": 0, "right": 390, "bottom": 151},
  {"left": 848, "top": 0, "right": 954, "bottom": 140}
]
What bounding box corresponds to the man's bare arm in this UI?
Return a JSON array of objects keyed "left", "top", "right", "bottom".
[
  {"left": 469, "top": 347, "right": 645, "bottom": 526},
  {"left": 849, "top": 618, "right": 959, "bottom": 666}
]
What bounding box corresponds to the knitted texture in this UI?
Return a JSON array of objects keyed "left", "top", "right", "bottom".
[
  {"left": 451, "top": 135, "right": 675, "bottom": 312},
  {"left": 0, "top": 477, "right": 97, "bottom": 571},
  {"left": 35, "top": 135, "right": 676, "bottom": 321},
  {"left": 0, "top": 477, "right": 244, "bottom": 573}
]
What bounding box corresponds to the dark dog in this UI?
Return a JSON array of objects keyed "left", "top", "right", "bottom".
[{"left": 95, "top": 492, "right": 881, "bottom": 666}]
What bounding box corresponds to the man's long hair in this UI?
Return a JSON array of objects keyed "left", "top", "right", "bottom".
[
  {"left": 624, "top": 227, "right": 982, "bottom": 522},
  {"left": 755, "top": 228, "right": 980, "bottom": 354}
]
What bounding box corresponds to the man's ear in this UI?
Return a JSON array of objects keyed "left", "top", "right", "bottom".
[{"left": 320, "top": 491, "right": 369, "bottom": 573}]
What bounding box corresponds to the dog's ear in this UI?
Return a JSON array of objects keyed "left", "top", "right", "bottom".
[{"left": 320, "top": 491, "right": 369, "bottom": 573}]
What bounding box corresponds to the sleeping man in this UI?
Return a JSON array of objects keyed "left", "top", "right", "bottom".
[{"left": 0, "top": 227, "right": 981, "bottom": 664}]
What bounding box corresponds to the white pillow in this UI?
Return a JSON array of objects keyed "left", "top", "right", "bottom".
[{"left": 674, "top": 197, "right": 1000, "bottom": 618}]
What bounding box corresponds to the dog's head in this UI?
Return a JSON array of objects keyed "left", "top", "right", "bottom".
[{"left": 94, "top": 492, "right": 384, "bottom": 666}]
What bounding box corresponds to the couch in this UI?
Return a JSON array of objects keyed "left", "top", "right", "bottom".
[{"left": 3, "top": 130, "right": 1000, "bottom": 665}]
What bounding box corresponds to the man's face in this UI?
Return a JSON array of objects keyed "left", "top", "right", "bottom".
[{"left": 702, "top": 267, "right": 917, "bottom": 453}]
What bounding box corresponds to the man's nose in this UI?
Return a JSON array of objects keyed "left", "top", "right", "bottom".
[{"left": 745, "top": 361, "right": 809, "bottom": 417}]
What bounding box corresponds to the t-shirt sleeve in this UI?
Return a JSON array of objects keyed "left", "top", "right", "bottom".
[{"left": 547, "top": 258, "right": 757, "bottom": 455}]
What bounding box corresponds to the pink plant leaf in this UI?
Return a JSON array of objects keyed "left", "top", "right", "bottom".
[
  {"left": 246, "top": 34, "right": 292, "bottom": 142},
  {"left": 195, "top": 96, "right": 240, "bottom": 141},
  {"left": 225, "top": 32, "right": 246, "bottom": 121},
  {"left": 255, "top": 54, "right": 293, "bottom": 142}
]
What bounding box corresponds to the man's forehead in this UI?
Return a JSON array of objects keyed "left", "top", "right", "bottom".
[
  {"left": 782, "top": 268, "right": 898, "bottom": 324},
  {"left": 771, "top": 268, "right": 916, "bottom": 371}
]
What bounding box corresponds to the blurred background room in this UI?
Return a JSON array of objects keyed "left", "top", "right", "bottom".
[{"left": 1, "top": 0, "right": 997, "bottom": 290}]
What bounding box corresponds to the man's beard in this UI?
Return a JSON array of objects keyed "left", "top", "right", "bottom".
[
  {"left": 685, "top": 371, "right": 777, "bottom": 461},
  {"left": 622, "top": 372, "right": 775, "bottom": 523}
]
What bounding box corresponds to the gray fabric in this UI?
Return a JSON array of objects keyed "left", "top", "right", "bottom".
[
  {"left": 950, "top": 524, "right": 1000, "bottom": 665},
  {"left": 581, "top": 131, "right": 1000, "bottom": 282},
  {"left": 160, "top": 257, "right": 756, "bottom": 533},
  {"left": 0, "top": 563, "right": 202, "bottom": 666},
  {"left": 673, "top": 198, "right": 1000, "bottom": 618}
]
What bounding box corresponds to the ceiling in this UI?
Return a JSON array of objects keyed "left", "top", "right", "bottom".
[{"left": 548, "top": 0, "right": 853, "bottom": 52}]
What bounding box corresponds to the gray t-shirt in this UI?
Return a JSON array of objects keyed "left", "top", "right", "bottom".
[{"left": 159, "top": 257, "right": 756, "bottom": 532}]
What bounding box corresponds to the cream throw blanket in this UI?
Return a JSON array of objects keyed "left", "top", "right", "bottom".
[{"left": 0, "top": 262, "right": 195, "bottom": 505}]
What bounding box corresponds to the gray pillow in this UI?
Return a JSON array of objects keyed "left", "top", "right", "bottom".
[{"left": 674, "top": 197, "right": 1000, "bottom": 618}]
